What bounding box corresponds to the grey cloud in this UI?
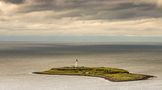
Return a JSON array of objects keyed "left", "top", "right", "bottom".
[
  {"left": 1, "top": 0, "right": 25, "bottom": 4},
  {"left": 94, "top": 2, "right": 161, "bottom": 20},
  {"left": 2, "top": 0, "right": 162, "bottom": 20}
]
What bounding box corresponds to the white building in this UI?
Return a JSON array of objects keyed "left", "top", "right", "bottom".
[{"left": 75, "top": 59, "right": 78, "bottom": 67}]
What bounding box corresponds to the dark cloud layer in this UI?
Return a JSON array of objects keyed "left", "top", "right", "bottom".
[
  {"left": 1, "top": 0, "right": 162, "bottom": 20},
  {"left": 1, "top": 0, "right": 25, "bottom": 4}
]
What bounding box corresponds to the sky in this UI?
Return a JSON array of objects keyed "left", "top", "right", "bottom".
[{"left": 0, "top": 0, "right": 162, "bottom": 42}]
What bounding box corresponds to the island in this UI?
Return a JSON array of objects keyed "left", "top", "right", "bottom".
[{"left": 33, "top": 66, "right": 155, "bottom": 82}]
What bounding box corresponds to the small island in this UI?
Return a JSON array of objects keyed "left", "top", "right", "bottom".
[{"left": 33, "top": 66, "right": 155, "bottom": 82}]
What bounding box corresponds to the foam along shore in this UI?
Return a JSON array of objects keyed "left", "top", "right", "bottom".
[{"left": 33, "top": 67, "right": 155, "bottom": 82}]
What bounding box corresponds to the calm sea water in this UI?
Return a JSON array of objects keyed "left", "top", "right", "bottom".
[{"left": 0, "top": 42, "right": 162, "bottom": 90}]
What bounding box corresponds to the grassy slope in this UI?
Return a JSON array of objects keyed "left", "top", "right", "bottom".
[{"left": 34, "top": 67, "right": 154, "bottom": 82}]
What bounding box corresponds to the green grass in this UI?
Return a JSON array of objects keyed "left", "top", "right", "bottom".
[
  {"left": 34, "top": 66, "right": 154, "bottom": 82},
  {"left": 105, "top": 73, "right": 150, "bottom": 81}
]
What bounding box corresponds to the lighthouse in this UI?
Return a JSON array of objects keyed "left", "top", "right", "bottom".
[{"left": 75, "top": 59, "right": 78, "bottom": 68}]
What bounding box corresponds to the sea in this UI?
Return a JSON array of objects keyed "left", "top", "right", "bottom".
[{"left": 0, "top": 42, "right": 162, "bottom": 90}]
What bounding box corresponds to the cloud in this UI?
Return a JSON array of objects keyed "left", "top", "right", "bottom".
[
  {"left": 1, "top": 0, "right": 162, "bottom": 20},
  {"left": 0, "top": 0, "right": 162, "bottom": 37},
  {"left": 1, "top": 0, "right": 25, "bottom": 4},
  {"left": 0, "top": 17, "right": 162, "bottom": 36},
  {"left": 10, "top": 0, "right": 161, "bottom": 20},
  {"left": 136, "top": 0, "right": 162, "bottom": 7}
]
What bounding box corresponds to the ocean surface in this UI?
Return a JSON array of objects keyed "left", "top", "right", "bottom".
[{"left": 0, "top": 42, "right": 162, "bottom": 90}]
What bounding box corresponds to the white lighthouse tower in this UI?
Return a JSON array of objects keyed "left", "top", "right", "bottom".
[{"left": 75, "top": 59, "right": 78, "bottom": 68}]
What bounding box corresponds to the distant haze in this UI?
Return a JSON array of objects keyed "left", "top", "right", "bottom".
[{"left": 1, "top": 36, "right": 162, "bottom": 43}]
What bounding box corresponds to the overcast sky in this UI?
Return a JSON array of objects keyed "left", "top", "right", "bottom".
[{"left": 0, "top": 0, "right": 162, "bottom": 42}]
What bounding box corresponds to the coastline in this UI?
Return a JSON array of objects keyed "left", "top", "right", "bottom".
[
  {"left": 33, "top": 67, "right": 156, "bottom": 82},
  {"left": 33, "top": 72, "right": 155, "bottom": 82}
]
